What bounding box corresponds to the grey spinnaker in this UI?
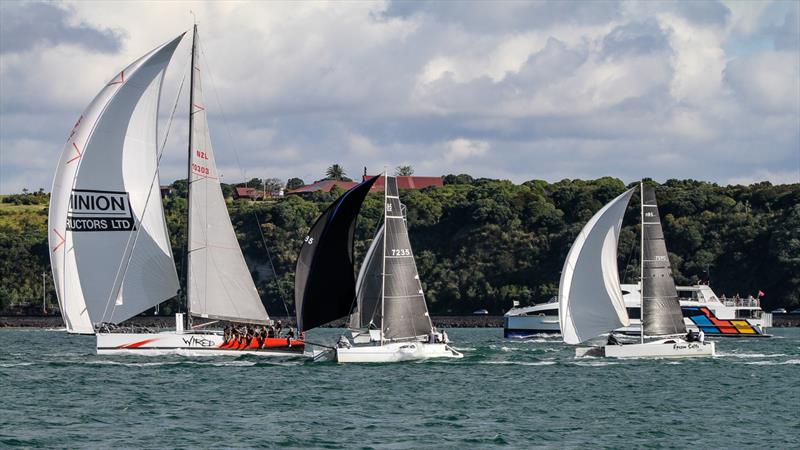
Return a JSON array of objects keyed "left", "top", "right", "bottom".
[
  {"left": 641, "top": 184, "right": 686, "bottom": 336},
  {"left": 381, "top": 176, "right": 433, "bottom": 340},
  {"left": 350, "top": 223, "right": 384, "bottom": 330}
]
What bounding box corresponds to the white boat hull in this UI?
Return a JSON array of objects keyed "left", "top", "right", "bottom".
[
  {"left": 336, "top": 342, "right": 463, "bottom": 363},
  {"left": 96, "top": 331, "right": 307, "bottom": 358},
  {"left": 578, "top": 338, "right": 716, "bottom": 359}
]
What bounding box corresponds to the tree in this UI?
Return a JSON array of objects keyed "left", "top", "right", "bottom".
[
  {"left": 286, "top": 178, "right": 305, "bottom": 191},
  {"left": 263, "top": 178, "right": 284, "bottom": 195},
  {"left": 395, "top": 165, "right": 414, "bottom": 176},
  {"left": 326, "top": 164, "right": 347, "bottom": 181}
]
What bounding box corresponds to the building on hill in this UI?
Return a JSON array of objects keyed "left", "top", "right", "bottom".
[
  {"left": 287, "top": 173, "right": 443, "bottom": 196},
  {"left": 363, "top": 174, "right": 443, "bottom": 190},
  {"left": 160, "top": 185, "right": 173, "bottom": 198},
  {"left": 285, "top": 179, "right": 359, "bottom": 196},
  {"left": 233, "top": 187, "right": 270, "bottom": 200}
]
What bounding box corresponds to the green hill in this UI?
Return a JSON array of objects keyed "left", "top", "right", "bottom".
[{"left": 1, "top": 178, "right": 798, "bottom": 314}]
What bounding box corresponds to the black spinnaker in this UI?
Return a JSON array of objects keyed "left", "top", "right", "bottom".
[{"left": 295, "top": 176, "right": 379, "bottom": 332}]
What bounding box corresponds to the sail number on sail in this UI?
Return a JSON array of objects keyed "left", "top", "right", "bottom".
[{"left": 390, "top": 248, "right": 411, "bottom": 256}]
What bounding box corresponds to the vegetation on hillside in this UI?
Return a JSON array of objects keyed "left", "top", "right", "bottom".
[{"left": 1, "top": 178, "right": 797, "bottom": 315}]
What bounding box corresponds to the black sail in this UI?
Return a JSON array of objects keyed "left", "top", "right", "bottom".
[
  {"left": 350, "top": 223, "right": 384, "bottom": 330},
  {"left": 641, "top": 184, "right": 686, "bottom": 336},
  {"left": 382, "top": 176, "right": 433, "bottom": 340},
  {"left": 295, "top": 176, "right": 378, "bottom": 332}
]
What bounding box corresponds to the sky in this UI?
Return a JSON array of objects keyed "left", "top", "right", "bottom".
[{"left": 0, "top": 0, "right": 798, "bottom": 193}]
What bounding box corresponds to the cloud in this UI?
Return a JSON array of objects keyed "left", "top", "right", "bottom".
[
  {"left": 0, "top": 2, "right": 123, "bottom": 54},
  {"left": 443, "top": 138, "right": 489, "bottom": 163},
  {"left": 0, "top": 0, "right": 798, "bottom": 194}
]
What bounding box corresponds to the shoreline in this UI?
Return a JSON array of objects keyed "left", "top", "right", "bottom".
[
  {"left": 2, "top": 314, "right": 798, "bottom": 328},
  {"left": 0, "top": 315, "right": 505, "bottom": 329}
]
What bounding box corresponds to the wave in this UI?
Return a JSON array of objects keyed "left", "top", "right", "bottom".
[
  {"left": 479, "top": 360, "right": 557, "bottom": 366},
  {"left": 0, "top": 362, "right": 34, "bottom": 368},
  {"left": 743, "top": 359, "right": 800, "bottom": 366},
  {"left": 571, "top": 360, "right": 619, "bottom": 366},
  {"left": 717, "top": 353, "right": 787, "bottom": 359}
]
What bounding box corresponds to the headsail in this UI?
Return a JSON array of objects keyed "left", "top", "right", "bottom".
[
  {"left": 381, "top": 175, "right": 433, "bottom": 340},
  {"left": 640, "top": 184, "right": 686, "bottom": 336},
  {"left": 295, "top": 176, "right": 379, "bottom": 332},
  {"left": 349, "top": 223, "right": 384, "bottom": 330},
  {"left": 559, "top": 188, "right": 634, "bottom": 345},
  {"left": 186, "top": 28, "right": 270, "bottom": 325},
  {"left": 49, "top": 35, "right": 184, "bottom": 332}
]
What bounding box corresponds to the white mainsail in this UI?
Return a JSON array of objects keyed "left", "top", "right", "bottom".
[
  {"left": 186, "top": 31, "right": 270, "bottom": 324},
  {"left": 49, "top": 35, "right": 184, "bottom": 332},
  {"left": 559, "top": 188, "right": 634, "bottom": 345}
]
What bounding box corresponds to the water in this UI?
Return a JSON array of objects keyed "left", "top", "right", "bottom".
[{"left": 1, "top": 328, "right": 798, "bottom": 449}]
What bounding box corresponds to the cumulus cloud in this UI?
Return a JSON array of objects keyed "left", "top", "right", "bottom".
[{"left": 1, "top": 0, "right": 798, "bottom": 193}]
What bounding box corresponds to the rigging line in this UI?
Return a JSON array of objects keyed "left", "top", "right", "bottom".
[
  {"left": 199, "top": 43, "right": 292, "bottom": 320},
  {"left": 102, "top": 60, "right": 190, "bottom": 323}
]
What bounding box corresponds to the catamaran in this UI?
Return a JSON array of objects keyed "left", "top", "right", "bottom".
[
  {"left": 48, "top": 27, "right": 303, "bottom": 356},
  {"left": 559, "top": 182, "right": 715, "bottom": 358},
  {"left": 295, "top": 174, "right": 463, "bottom": 363}
]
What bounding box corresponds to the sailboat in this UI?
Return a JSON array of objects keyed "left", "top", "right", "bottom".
[
  {"left": 295, "top": 173, "right": 462, "bottom": 363},
  {"left": 48, "top": 26, "right": 304, "bottom": 356},
  {"left": 558, "top": 182, "right": 715, "bottom": 358}
]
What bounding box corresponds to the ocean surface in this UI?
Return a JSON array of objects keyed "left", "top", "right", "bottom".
[{"left": 1, "top": 327, "right": 798, "bottom": 449}]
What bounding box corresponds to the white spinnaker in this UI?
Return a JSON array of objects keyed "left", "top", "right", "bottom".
[
  {"left": 48, "top": 35, "right": 184, "bottom": 331},
  {"left": 559, "top": 188, "right": 634, "bottom": 345},
  {"left": 187, "top": 34, "right": 270, "bottom": 324}
]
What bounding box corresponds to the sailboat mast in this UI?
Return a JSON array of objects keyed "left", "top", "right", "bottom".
[
  {"left": 380, "top": 170, "right": 387, "bottom": 346},
  {"left": 185, "top": 24, "right": 198, "bottom": 328},
  {"left": 640, "top": 180, "right": 644, "bottom": 345}
]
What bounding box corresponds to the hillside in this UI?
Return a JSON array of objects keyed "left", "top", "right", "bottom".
[{"left": 1, "top": 178, "right": 798, "bottom": 315}]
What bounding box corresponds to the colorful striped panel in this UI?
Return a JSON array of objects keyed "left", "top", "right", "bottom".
[{"left": 731, "top": 320, "right": 757, "bottom": 334}]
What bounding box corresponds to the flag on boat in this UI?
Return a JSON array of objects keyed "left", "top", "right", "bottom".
[{"left": 758, "top": 290, "right": 765, "bottom": 297}]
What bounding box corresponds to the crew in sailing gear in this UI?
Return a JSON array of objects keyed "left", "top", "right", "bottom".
[
  {"left": 428, "top": 329, "right": 436, "bottom": 344},
  {"left": 441, "top": 329, "right": 449, "bottom": 344},
  {"left": 607, "top": 333, "right": 620, "bottom": 345},
  {"left": 698, "top": 330, "right": 705, "bottom": 343}
]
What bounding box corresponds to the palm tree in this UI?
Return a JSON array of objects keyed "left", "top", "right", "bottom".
[{"left": 326, "top": 164, "right": 347, "bottom": 180}]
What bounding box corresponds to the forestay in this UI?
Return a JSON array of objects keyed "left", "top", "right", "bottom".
[
  {"left": 350, "top": 223, "right": 384, "bottom": 330},
  {"left": 295, "top": 176, "right": 379, "bottom": 332},
  {"left": 559, "top": 189, "right": 635, "bottom": 345},
  {"left": 641, "top": 185, "right": 686, "bottom": 336},
  {"left": 381, "top": 176, "right": 433, "bottom": 340},
  {"left": 49, "top": 35, "right": 184, "bottom": 332},
  {"left": 186, "top": 31, "right": 269, "bottom": 324}
]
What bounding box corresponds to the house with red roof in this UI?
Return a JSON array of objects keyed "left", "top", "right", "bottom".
[
  {"left": 233, "top": 187, "right": 270, "bottom": 200},
  {"left": 287, "top": 174, "right": 442, "bottom": 196}
]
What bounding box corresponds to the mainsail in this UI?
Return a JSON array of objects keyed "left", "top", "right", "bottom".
[
  {"left": 559, "top": 188, "right": 635, "bottom": 345},
  {"left": 349, "top": 223, "right": 384, "bottom": 330},
  {"left": 381, "top": 175, "right": 433, "bottom": 340},
  {"left": 49, "top": 35, "right": 184, "bottom": 332},
  {"left": 186, "top": 28, "right": 269, "bottom": 325},
  {"left": 640, "top": 184, "right": 686, "bottom": 336},
  {"left": 295, "top": 176, "right": 379, "bottom": 332}
]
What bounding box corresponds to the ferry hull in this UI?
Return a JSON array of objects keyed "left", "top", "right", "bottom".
[
  {"left": 336, "top": 342, "right": 463, "bottom": 363},
  {"left": 96, "top": 332, "right": 306, "bottom": 357}
]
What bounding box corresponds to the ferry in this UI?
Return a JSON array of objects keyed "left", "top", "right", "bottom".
[{"left": 504, "top": 284, "right": 772, "bottom": 338}]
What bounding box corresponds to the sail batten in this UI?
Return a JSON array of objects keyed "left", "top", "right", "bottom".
[
  {"left": 186, "top": 29, "right": 270, "bottom": 325},
  {"left": 49, "top": 35, "right": 185, "bottom": 331}
]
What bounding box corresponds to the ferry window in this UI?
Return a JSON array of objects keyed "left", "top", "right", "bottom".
[{"left": 626, "top": 308, "right": 641, "bottom": 319}]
